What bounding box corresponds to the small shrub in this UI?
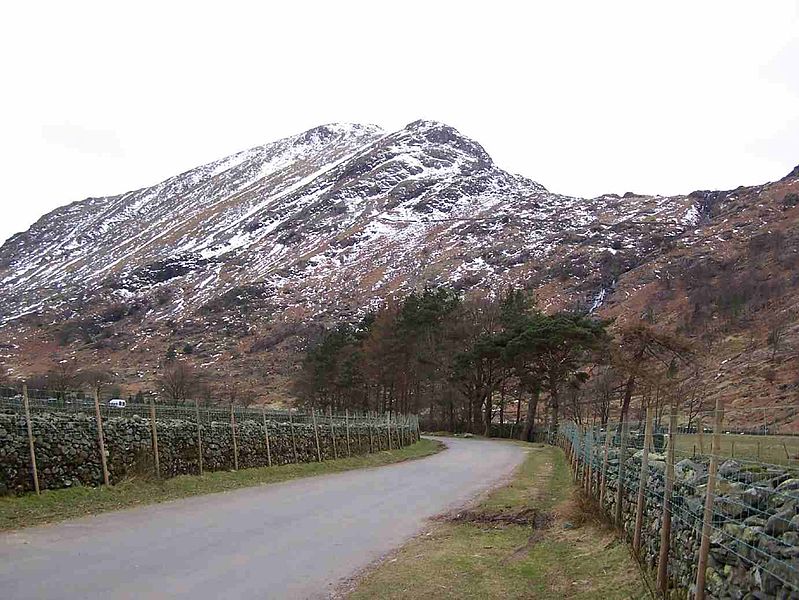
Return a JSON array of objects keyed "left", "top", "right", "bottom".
[{"left": 782, "top": 192, "right": 799, "bottom": 210}]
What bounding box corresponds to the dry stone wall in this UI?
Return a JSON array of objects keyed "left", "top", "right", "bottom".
[
  {"left": 0, "top": 411, "right": 417, "bottom": 494},
  {"left": 566, "top": 432, "right": 799, "bottom": 599}
]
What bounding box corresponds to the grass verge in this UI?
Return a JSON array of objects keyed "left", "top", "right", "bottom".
[
  {"left": 348, "top": 443, "right": 647, "bottom": 600},
  {"left": 0, "top": 438, "right": 443, "bottom": 532}
]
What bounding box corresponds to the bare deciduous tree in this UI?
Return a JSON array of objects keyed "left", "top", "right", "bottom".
[
  {"left": 160, "top": 362, "right": 197, "bottom": 401},
  {"left": 47, "top": 358, "right": 79, "bottom": 399},
  {"left": 613, "top": 321, "right": 692, "bottom": 423},
  {"left": 79, "top": 369, "right": 114, "bottom": 396}
]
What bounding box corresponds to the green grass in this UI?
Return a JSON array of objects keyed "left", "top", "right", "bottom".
[
  {"left": 349, "top": 443, "right": 647, "bottom": 600},
  {"left": 0, "top": 439, "right": 443, "bottom": 532},
  {"left": 676, "top": 433, "right": 799, "bottom": 466}
]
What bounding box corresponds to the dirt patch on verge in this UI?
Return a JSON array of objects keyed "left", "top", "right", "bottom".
[{"left": 446, "top": 507, "right": 553, "bottom": 528}]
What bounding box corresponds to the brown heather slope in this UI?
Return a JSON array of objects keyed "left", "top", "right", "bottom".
[{"left": 597, "top": 171, "right": 799, "bottom": 429}]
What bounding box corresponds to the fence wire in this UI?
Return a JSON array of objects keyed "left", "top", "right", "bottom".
[
  {"left": 559, "top": 406, "right": 799, "bottom": 599},
  {"left": 0, "top": 386, "right": 421, "bottom": 495}
]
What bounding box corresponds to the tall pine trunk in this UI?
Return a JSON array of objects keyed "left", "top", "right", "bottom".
[
  {"left": 522, "top": 386, "right": 539, "bottom": 441},
  {"left": 483, "top": 390, "right": 492, "bottom": 437},
  {"left": 549, "top": 387, "right": 560, "bottom": 436}
]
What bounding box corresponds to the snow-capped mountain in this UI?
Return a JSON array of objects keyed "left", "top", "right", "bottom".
[
  {"left": 1, "top": 120, "right": 797, "bottom": 417},
  {"left": 0, "top": 120, "right": 697, "bottom": 326}
]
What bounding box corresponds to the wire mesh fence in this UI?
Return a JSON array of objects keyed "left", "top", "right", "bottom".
[
  {"left": 559, "top": 403, "right": 799, "bottom": 599},
  {"left": 0, "top": 386, "right": 421, "bottom": 496}
]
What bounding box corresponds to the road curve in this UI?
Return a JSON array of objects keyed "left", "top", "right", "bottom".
[{"left": 0, "top": 437, "right": 527, "bottom": 600}]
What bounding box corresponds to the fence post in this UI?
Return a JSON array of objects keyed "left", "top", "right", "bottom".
[
  {"left": 397, "top": 414, "right": 403, "bottom": 447},
  {"left": 696, "top": 398, "right": 723, "bottom": 600},
  {"left": 657, "top": 405, "right": 677, "bottom": 595},
  {"left": 194, "top": 399, "right": 203, "bottom": 476},
  {"left": 311, "top": 408, "right": 322, "bottom": 462},
  {"left": 262, "top": 407, "right": 272, "bottom": 467},
  {"left": 345, "top": 409, "right": 352, "bottom": 457},
  {"left": 633, "top": 405, "right": 653, "bottom": 556},
  {"left": 698, "top": 415, "right": 705, "bottom": 455},
  {"left": 387, "top": 413, "right": 393, "bottom": 450},
  {"left": 355, "top": 412, "right": 363, "bottom": 453},
  {"left": 149, "top": 399, "right": 161, "bottom": 478},
  {"left": 366, "top": 413, "right": 375, "bottom": 454},
  {"left": 614, "top": 420, "right": 628, "bottom": 527},
  {"left": 585, "top": 425, "right": 592, "bottom": 495},
  {"left": 289, "top": 409, "right": 299, "bottom": 463},
  {"left": 396, "top": 415, "right": 402, "bottom": 448},
  {"left": 600, "top": 422, "right": 611, "bottom": 506},
  {"left": 93, "top": 387, "right": 110, "bottom": 486},
  {"left": 582, "top": 425, "right": 591, "bottom": 492},
  {"left": 230, "top": 404, "right": 239, "bottom": 471},
  {"left": 328, "top": 407, "right": 338, "bottom": 460},
  {"left": 586, "top": 426, "right": 592, "bottom": 492},
  {"left": 22, "top": 384, "right": 40, "bottom": 495},
  {"left": 588, "top": 425, "right": 599, "bottom": 497}
]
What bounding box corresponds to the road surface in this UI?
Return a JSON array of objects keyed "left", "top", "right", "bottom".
[{"left": 0, "top": 437, "right": 527, "bottom": 599}]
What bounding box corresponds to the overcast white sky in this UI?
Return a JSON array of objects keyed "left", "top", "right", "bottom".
[{"left": 1, "top": 1, "right": 797, "bottom": 244}]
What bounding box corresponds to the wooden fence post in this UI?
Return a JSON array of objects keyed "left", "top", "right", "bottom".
[
  {"left": 289, "top": 410, "right": 299, "bottom": 463},
  {"left": 614, "top": 420, "right": 628, "bottom": 527},
  {"left": 22, "top": 384, "right": 40, "bottom": 495},
  {"left": 311, "top": 408, "right": 322, "bottom": 462},
  {"left": 328, "top": 407, "right": 338, "bottom": 460},
  {"left": 698, "top": 415, "right": 705, "bottom": 455},
  {"left": 93, "top": 387, "right": 110, "bottom": 486},
  {"left": 387, "top": 413, "right": 393, "bottom": 450},
  {"left": 696, "top": 398, "right": 723, "bottom": 600},
  {"left": 355, "top": 412, "right": 363, "bottom": 453},
  {"left": 230, "top": 404, "right": 239, "bottom": 471},
  {"left": 587, "top": 425, "right": 598, "bottom": 497},
  {"left": 262, "top": 407, "right": 272, "bottom": 467},
  {"left": 633, "top": 406, "right": 653, "bottom": 555},
  {"left": 600, "top": 423, "right": 611, "bottom": 507},
  {"left": 398, "top": 414, "right": 403, "bottom": 447},
  {"left": 657, "top": 405, "right": 678, "bottom": 595},
  {"left": 584, "top": 426, "right": 592, "bottom": 493},
  {"left": 149, "top": 399, "right": 161, "bottom": 478},
  {"left": 396, "top": 415, "right": 402, "bottom": 448},
  {"left": 585, "top": 426, "right": 592, "bottom": 495},
  {"left": 194, "top": 399, "right": 203, "bottom": 476},
  {"left": 345, "top": 409, "right": 351, "bottom": 457},
  {"left": 368, "top": 413, "right": 375, "bottom": 452}
]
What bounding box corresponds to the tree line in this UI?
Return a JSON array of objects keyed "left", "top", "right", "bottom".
[{"left": 292, "top": 286, "right": 693, "bottom": 438}]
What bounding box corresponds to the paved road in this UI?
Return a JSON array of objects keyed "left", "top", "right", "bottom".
[{"left": 0, "top": 437, "right": 527, "bottom": 600}]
